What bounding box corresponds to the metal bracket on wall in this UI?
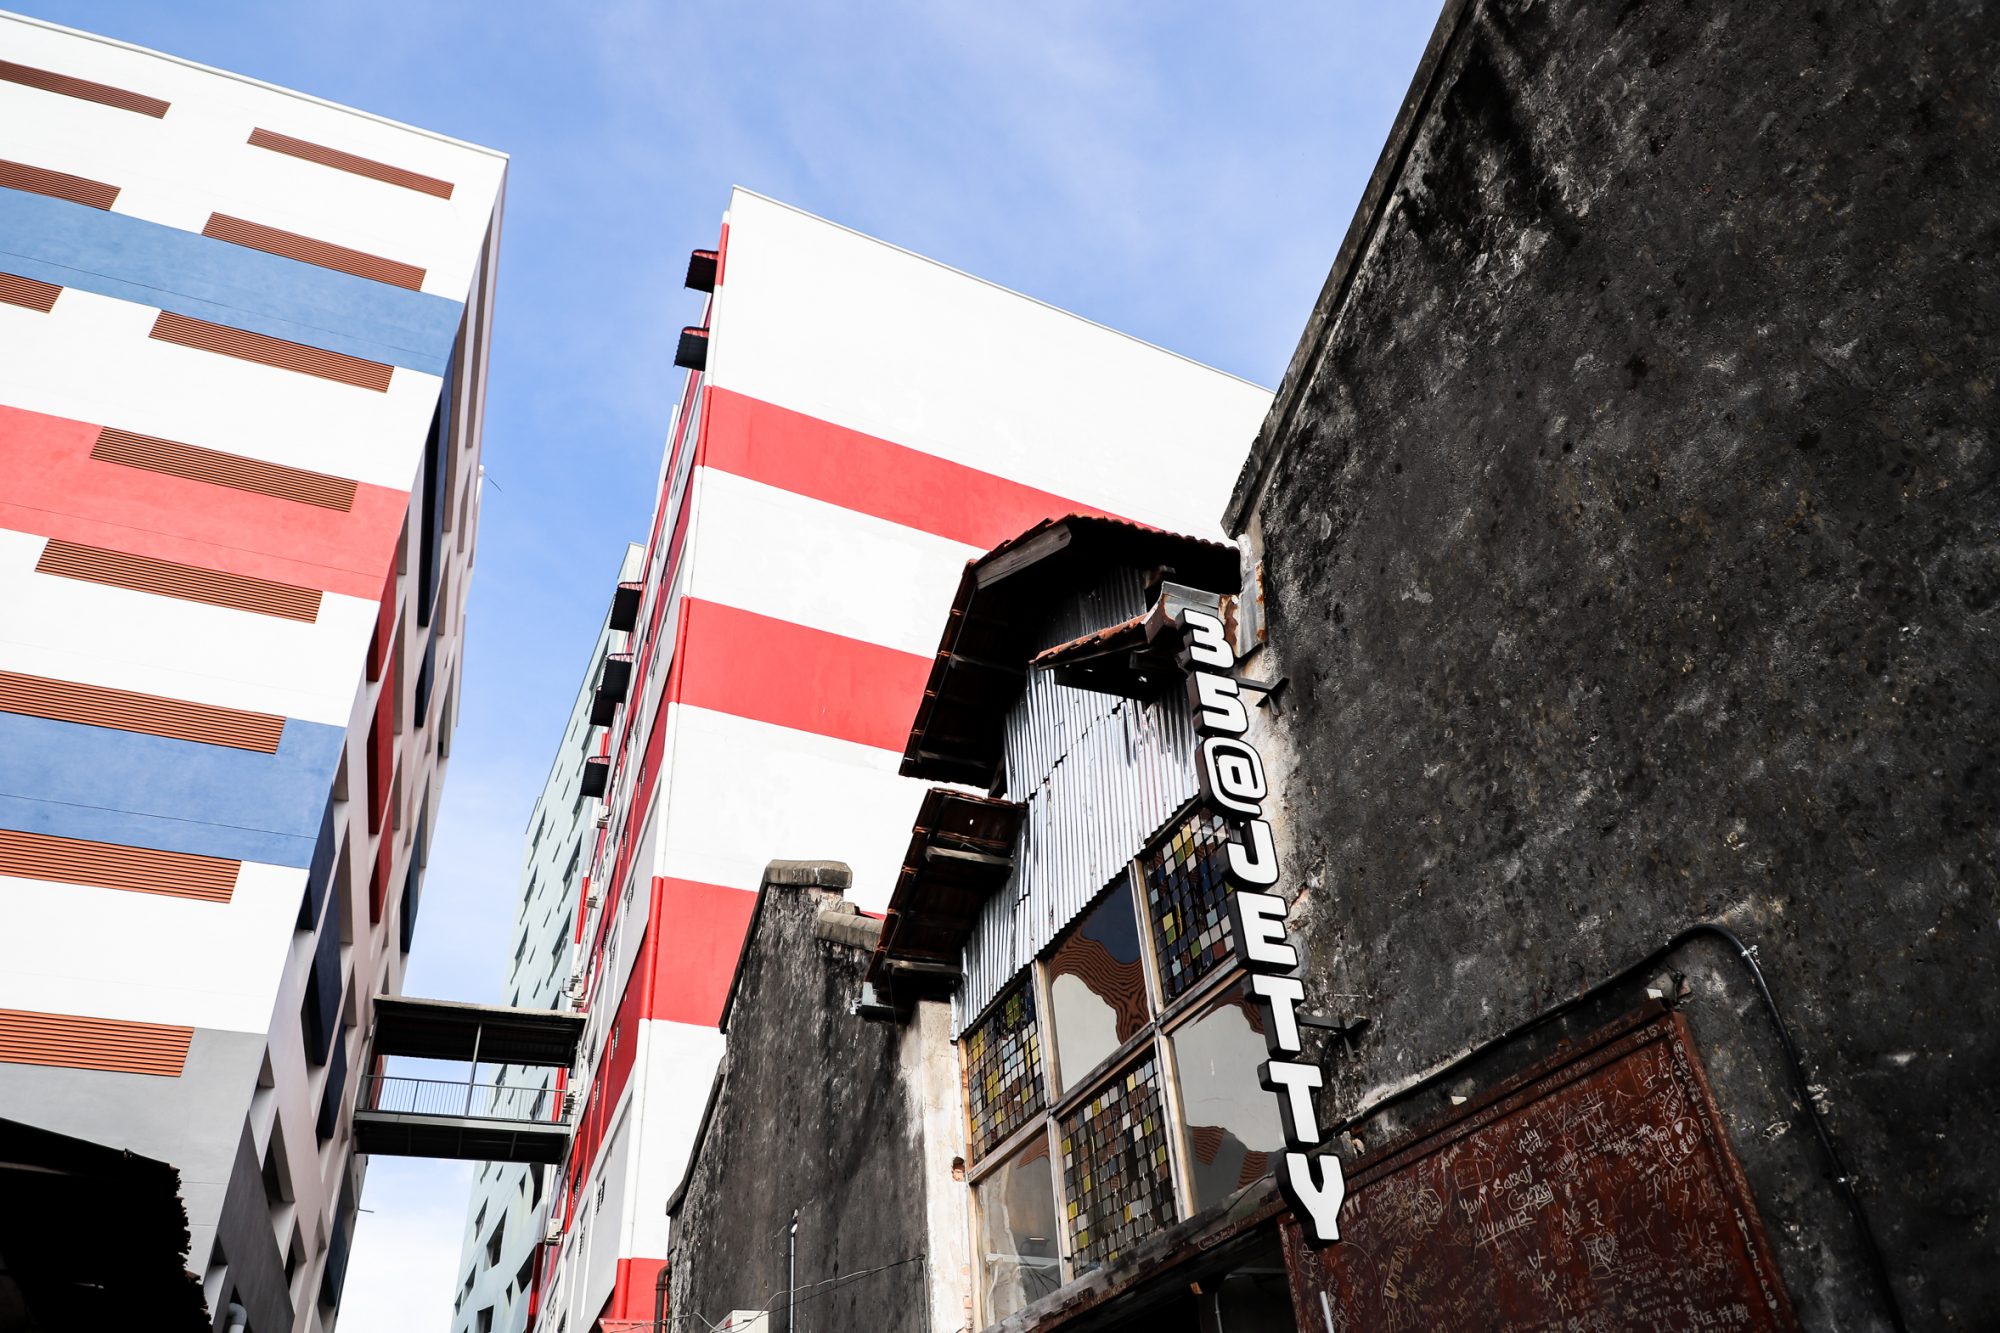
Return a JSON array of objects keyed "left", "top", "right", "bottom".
[
  {"left": 1298, "top": 1010, "right": 1371, "bottom": 1056},
  {"left": 1235, "top": 673, "right": 1289, "bottom": 712}
]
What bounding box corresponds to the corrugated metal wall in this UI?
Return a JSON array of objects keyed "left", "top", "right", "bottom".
[
  {"left": 149, "top": 311, "right": 395, "bottom": 392},
  {"left": 36, "top": 537, "right": 324, "bottom": 621},
  {"left": 0, "top": 1007, "right": 192, "bottom": 1076},
  {"left": 955, "top": 570, "right": 1199, "bottom": 1032}
]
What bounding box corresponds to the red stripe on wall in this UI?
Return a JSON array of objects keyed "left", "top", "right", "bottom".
[
  {"left": 673, "top": 598, "right": 932, "bottom": 752},
  {"left": 702, "top": 386, "right": 1122, "bottom": 551},
  {"left": 0, "top": 404, "right": 402, "bottom": 600},
  {"left": 647, "top": 878, "right": 758, "bottom": 1027},
  {"left": 609, "top": 1259, "right": 670, "bottom": 1321},
  {"left": 367, "top": 563, "right": 397, "bottom": 681}
]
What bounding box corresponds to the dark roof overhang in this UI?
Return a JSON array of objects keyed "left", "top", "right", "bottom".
[
  {"left": 899, "top": 514, "right": 1239, "bottom": 786},
  {"left": 367, "top": 996, "right": 585, "bottom": 1066},
  {"left": 865, "top": 788, "right": 1026, "bottom": 1004}
]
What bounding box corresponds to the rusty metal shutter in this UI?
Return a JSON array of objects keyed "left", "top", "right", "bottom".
[
  {"left": 202, "top": 213, "right": 426, "bottom": 291},
  {"left": 0, "top": 828, "right": 240, "bottom": 902},
  {"left": 148, "top": 311, "right": 394, "bottom": 392},
  {"left": 0, "top": 1009, "right": 192, "bottom": 1077},
  {"left": 247, "top": 127, "right": 454, "bottom": 199},
  {"left": 0, "top": 157, "right": 119, "bottom": 208},
  {"left": 92, "top": 426, "right": 357, "bottom": 510},
  {"left": 0, "top": 668, "right": 284, "bottom": 752},
  {"left": 0, "top": 272, "right": 61, "bottom": 312},
  {"left": 36, "top": 538, "right": 324, "bottom": 622},
  {"left": 0, "top": 60, "right": 169, "bottom": 116}
]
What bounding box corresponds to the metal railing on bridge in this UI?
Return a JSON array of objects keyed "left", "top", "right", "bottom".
[{"left": 362, "top": 1074, "right": 562, "bottom": 1125}]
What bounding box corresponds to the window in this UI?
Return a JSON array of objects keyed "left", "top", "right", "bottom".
[
  {"left": 1168, "top": 980, "right": 1286, "bottom": 1211},
  {"left": 964, "top": 983, "right": 1044, "bottom": 1161},
  {"left": 973, "top": 1134, "right": 1061, "bottom": 1322},
  {"left": 1059, "top": 1053, "right": 1175, "bottom": 1270},
  {"left": 1141, "top": 809, "right": 1237, "bottom": 1004},
  {"left": 1046, "top": 881, "right": 1148, "bottom": 1095},
  {"left": 960, "top": 804, "right": 1288, "bottom": 1321}
]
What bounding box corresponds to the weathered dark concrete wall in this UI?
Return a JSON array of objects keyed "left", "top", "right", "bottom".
[
  {"left": 1237, "top": 1, "right": 1997, "bottom": 1327},
  {"left": 668, "top": 863, "right": 933, "bottom": 1332}
]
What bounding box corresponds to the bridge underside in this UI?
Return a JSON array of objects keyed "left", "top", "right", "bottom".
[{"left": 352, "top": 1109, "right": 570, "bottom": 1164}]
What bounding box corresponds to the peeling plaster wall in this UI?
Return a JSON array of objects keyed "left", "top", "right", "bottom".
[
  {"left": 668, "top": 865, "right": 962, "bottom": 1332},
  {"left": 1237, "top": 0, "right": 1997, "bottom": 1327}
]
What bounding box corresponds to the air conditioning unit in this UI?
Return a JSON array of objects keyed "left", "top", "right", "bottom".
[
  {"left": 561, "top": 1089, "right": 580, "bottom": 1119},
  {"left": 585, "top": 892, "right": 600, "bottom": 910}
]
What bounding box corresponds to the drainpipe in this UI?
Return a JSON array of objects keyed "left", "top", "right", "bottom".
[
  {"left": 224, "top": 1303, "right": 248, "bottom": 1333},
  {"left": 653, "top": 1262, "right": 670, "bottom": 1333},
  {"left": 786, "top": 1210, "right": 798, "bottom": 1333}
]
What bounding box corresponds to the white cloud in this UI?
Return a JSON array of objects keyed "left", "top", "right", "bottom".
[{"left": 340, "top": 1159, "right": 477, "bottom": 1333}]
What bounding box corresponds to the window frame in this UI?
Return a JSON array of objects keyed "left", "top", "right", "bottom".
[{"left": 962, "top": 799, "right": 1270, "bottom": 1326}]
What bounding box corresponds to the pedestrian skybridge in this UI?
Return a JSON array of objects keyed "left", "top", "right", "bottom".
[{"left": 353, "top": 996, "right": 584, "bottom": 1165}]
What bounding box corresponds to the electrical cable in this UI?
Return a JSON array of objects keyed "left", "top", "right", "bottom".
[{"left": 1323, "top": 921, "right": 1906, "bottom": 1332}]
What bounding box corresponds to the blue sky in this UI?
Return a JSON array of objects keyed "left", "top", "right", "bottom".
[{"left": 29, "top": 0, "right": 1441, "bottom": 1322}]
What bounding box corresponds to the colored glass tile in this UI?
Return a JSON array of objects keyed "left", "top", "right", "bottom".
[
  {"left": 964, "top": 979, "right": 1046, "bottom": 1162},
  {"left": 1059, "top": 1053, "right": 1177, "bottom": 1271},
  {"left": 1141, "top": 808, "right": 1238, "bottom": 1004}
]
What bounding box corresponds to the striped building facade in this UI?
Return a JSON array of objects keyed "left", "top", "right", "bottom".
[
  {"left": 535, "top": 189, "right": 1270, "bottom": 1331},
  {"left": 0, "top": 13, "right": 504, "bottom": 1332},
  {"left": 452, "top": 544, "right": 647, "bottom": 1333}
]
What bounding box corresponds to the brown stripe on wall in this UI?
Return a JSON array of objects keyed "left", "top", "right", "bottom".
[
  {"left": 0, "top": 59, "right": 170, "bottom": 117},
  {"left": 0, "top": 273, "right": 61, "bottom": 312},
  {"left": 0, "top": 157, "right": 119, "bottom": 209},
  {"left": 149, "top": 311, "right": 393, "bottom": 392},
  {"left": 36, "top": 538, "right": 323, "bottom": 622},
  {"left": 0, "top": 669, "right": 284, "bottom": 752},
  {"left": 0, "top": 829, "right": 239, "bottom": 903},
  {"left": 93, "top": 427, "right": 358, "bottom": 511},
  {"left": 247, "top": 127, "right": 454, "bottom": 199},
  {"left": 202, "top": 214, "right": 427, "bottom": 291},
  {"left": 0, "top": 1009, "right": 192, "bottom": 1077}
]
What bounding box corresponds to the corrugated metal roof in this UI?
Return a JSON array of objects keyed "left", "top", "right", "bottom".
[
  {"left": 865, "top": 788, "right": 1025, "bottom": 1003},
  {"left": 900, "top": 513, "right": 1238, "bottom": 787}
]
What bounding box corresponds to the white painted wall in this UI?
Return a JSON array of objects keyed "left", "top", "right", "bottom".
[
  {"left": 682, "top": 467, "right": 978, "bottom": 658},
  {"left": 0, "top": 292, "right": 445, "bottom": 490},
  {"left": 708, "top": 188, "right": 1271, "bottom": 540},
  {"left": 0, "top": 862, "right": 304, "bottom": 1031},
  {"left": 0, "top": 528, "right": 376, "bottom": 728},
  {"left": 0, "top": 14, "right": 505, "bottom": 300},
  {"left": 650, "top": 703, "right": 921, "bottom": 908}
]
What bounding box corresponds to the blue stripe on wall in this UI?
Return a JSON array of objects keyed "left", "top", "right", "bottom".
[
  {"left": 0, "top": 710, "right": 346, "bottom": 868},
  {"left": 0, "top": 188, "right": 461, "bottom": 375}
]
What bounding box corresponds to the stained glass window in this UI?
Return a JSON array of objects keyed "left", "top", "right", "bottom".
[
  {"left": 1047, "top": 880, "right": 1151, "bottom": 1094},
  {"left": 1141, "top": 808, "right": 1237, "bottom": 1004},
  {"left": 965, "top": 981, "right": 1045, "bottom": 1162},
  {"left": 1059, "top": 1054, "right": 1177, "bottom": 1271},
  {"left": 1169, "top": 981, "right": 1286, "bottom": 1210}
]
